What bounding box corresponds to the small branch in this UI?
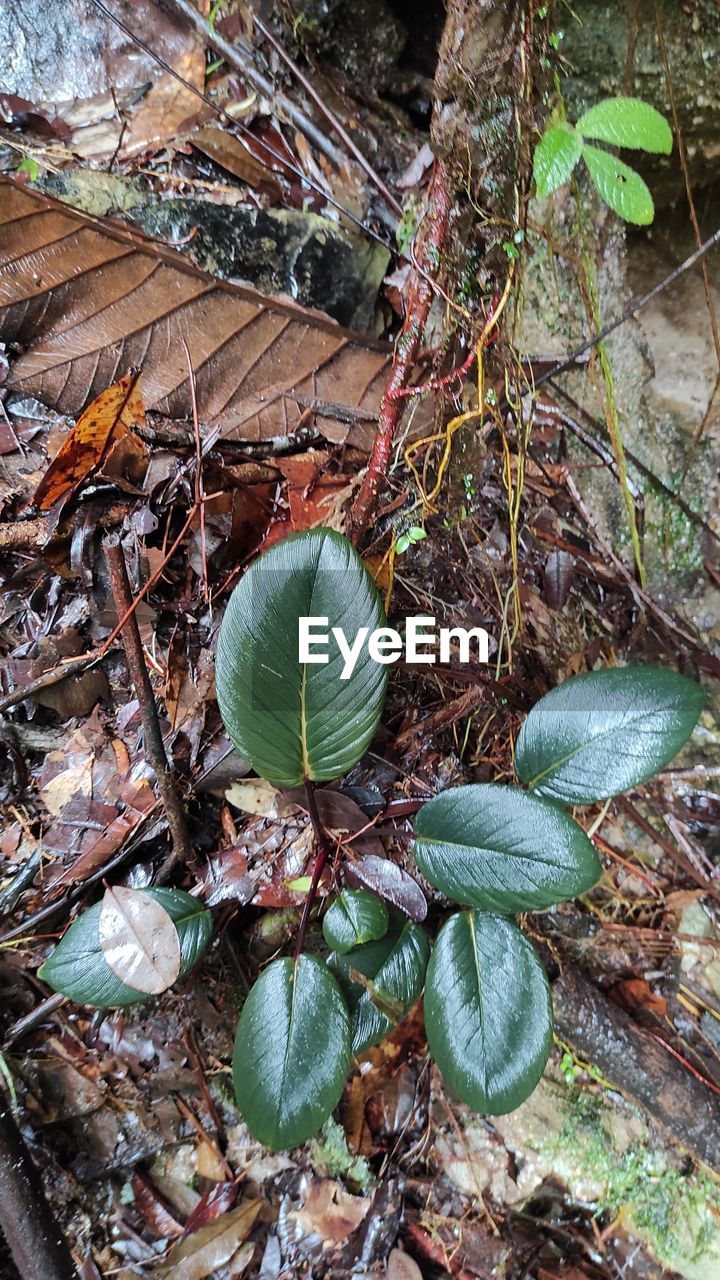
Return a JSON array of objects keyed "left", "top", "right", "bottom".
[
  {"left": 534, "top": 224, "right": 720, "bottom": 392},
  {"left": 103, "top": 534, "right": 193, "bottom": 879},
  {"left": 252, "top": 11, "right": 403, "bottom": 217},
  {"left": 0, "top": 1099, "right": 78, "bottom": 1279},
  {"left": 350, "top": 161, "right": 452, "bottom": 535},
  {"left": 160, "top": 0, "right": 345, "bottom": 169},
  {"left": 294, "top": 779, "right": 333, "bottom": 961}
]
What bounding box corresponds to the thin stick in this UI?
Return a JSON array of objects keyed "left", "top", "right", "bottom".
[
  {"left": 252, "top": 11, "right": 403, "bottom": 216},
  {"left": 159, "top": 0, "right": 345, "bottom": 167},
  {"left": 87, "top": 0, "right": 395, "bottom": 244},
  {"left": 0, "top": 1098, "right": 78, "bottom": 1279},
  {"left": 533, "top": 224, "right": 720, "bottom": 390},
  {"left": 103, "top": 534, "right": 193, "bottom": 877},
  {"left": 294, "top": 779, "right": 333, "bottom": 961}
]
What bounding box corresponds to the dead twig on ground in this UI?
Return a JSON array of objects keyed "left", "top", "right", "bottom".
[
  {"left": 0, "top": 1098, "right": 78, "bottom": 1279},
  {"left": 103, "top": 534, "right": 193, "bottom": 879}
]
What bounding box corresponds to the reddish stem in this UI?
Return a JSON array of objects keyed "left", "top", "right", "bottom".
[
  {"left": 294, "top": 779, "right": 333, "bottom": 961},
  {"left": 350, "top": 161, "right": 452, "bottom": 537}
]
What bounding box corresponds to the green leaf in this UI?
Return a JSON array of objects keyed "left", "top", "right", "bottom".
[
  {"left": 581, "top": 144, "right": 654, "bottom": 225},
  {"left": 424, "top": 911, "right": 552, "bottom": 1114},
  {"left": 323, "top": 889, "right": 389, "bottom": 953},
  {"left": 413, "top": 784, "right": 601, "bottom": 912},
  {"left": 533, "top": 123, "right": 581, "bottom": 197},
  {"left": 216, "top": 528, "right": 388, "bottom": 788},
  {"left": 576, "top": 98, "right": 672, "bottom": 154},
  {"left": 233, "top": 955, "right": 351, "bottom": 1150},
  {"left": 515, "top": 665, "right": 705, "bottom": 806},
  {"left": 330, "top": 915, "right": 430, "bottom": 1053},
  {"left": 38, "top": 889, "right": 213, "bottom": 1007}
]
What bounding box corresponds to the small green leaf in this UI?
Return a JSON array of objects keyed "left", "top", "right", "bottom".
[
  {"left": 533, "top": 123, "right": 581, "bottom": 197},
  {"left": 576, "top": 98, "right": 672, "bottom": 154},
  {"left": 395, "top": 534, "right": 410, "bottom": 555},
  {"left": 233, "top": 955, "right": 351, "bottom": 1150},
  {"left": 424, "top": 911, "right": 552, "bottom": 1114},
  {"left": 39, "top": 889, "right": 213, "bottom": 1007},
  {"left": 323, "top": 889, "right": 389, "bottom": 953},
  {"left": 515, "top": 665, "right": 705, "bottom": 805},
  {"left": 581, "top": 144, "right": 654, "bottom": 225},
  {"left": 413, "top": 784, "right": 601, "bottom": 912},
  {"left": 17, "top": 157, "right": 40, "bottom": 181},
  {"left": 330, "top": 915, "right": 430, "bottom": 1053},
  {"left": 216, "top": 529, "right": 388, "bottom": 788}
]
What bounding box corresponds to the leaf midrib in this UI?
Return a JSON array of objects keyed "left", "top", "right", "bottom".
[{"left": 522, "top": 703, "right": 671, "bottom": 790}]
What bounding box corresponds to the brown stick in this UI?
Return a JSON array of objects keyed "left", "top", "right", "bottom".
[
  {"left": 103, "top": 534, "right": 193, "bottom": 877},
  {"left": 350, "top": 162, "right": 452, "bottom": 534},
  {"left": 0, "top": 1099, "right": 78, "bottom": 1279}
]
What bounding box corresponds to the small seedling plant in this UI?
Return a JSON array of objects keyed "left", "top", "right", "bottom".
[
  {"left": 533, "top": 97, "right": 672, "bottom": 224},
  {"left": 41, "top": 529, "right": 705, "bottom": 1152}
]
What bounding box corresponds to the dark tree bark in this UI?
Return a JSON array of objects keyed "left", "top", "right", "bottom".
[
  {"left": 554, "top": 968, "right": 720, "bottom": 1171},
  {"left": 0, "top": 1101, "right": 78, "bottom": 1280}
]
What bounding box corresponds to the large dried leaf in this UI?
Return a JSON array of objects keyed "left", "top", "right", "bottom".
[
  {"left": 0, "top": 179, "right": 390, "bottom": 449},
  {"left": 152, "top": 1200, "right": 261, "bottom": 1280},
  {"left": 98, "top": 885, "right": 181, "bottom": 994},
  {"left": 33, "top": 370, "right": 146, "bottom": 509}
]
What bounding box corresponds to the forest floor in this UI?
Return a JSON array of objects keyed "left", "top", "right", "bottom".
[{"left": 0, "top": 2, "right": 719, "bottom": 1279}]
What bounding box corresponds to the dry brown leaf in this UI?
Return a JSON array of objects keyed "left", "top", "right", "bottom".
[
  {"left": 292, "top": 1180, "right": 371, "bottom": 1246},
  {"left": 190, "top": 126, "right": 282, "bottom": 196},
  {"left": 152, "top": 1199, "right": 261, "bottom": 1279},
  {"left": 32, "top": 370, "right": 147, "bottom": 510},
  {"left": 98, "top": 885, "right": 181, "bottom": 995},
  {"left": 0, "top": 179, "right": 389, "bottom": 450}
]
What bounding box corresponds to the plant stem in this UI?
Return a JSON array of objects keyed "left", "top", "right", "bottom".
[
  {"left": 350, "top": 161, "right": 452, "bottom": 536},
  {"left": 294, "top": 780, "right": 333, "bottom": 962},
  {"left": 103, "top": 534, "right": 193, "bottom": 880}
]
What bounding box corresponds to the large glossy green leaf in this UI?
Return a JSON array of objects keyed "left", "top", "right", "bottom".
[
  {"left": 581, "top": 143, "right": 654, "bottom": 225},
  {"left": 216, "top": 528, "right": 388, "bottom": 788},
  {"left": 424, "top": 911, "right": 552, "bottom": 1114},
  {"left": 322, "top": 889, "right": 389, "bottom": 954},
  {"left": 38, "top": 889, "right": 213, "bottom": 1007},
  {"left": 233, "top": 955, "right": 351, "bottom": 1150},
  {"left": 576, "top": 98, "right": 672, "bottom": 154},
  {"left": 330, "top": 915, "right": 430, "bottom": 1054},
  {"left": 413, "top": 784, "right": 601, "bottom": 912},
  {"left": 515, "top": 665, "right": 705, "bottom": 806},
  {"left": 533, "top": 123, "right": 582, "bottom": 197}
]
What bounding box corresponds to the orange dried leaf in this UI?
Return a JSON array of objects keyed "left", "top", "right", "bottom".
[{"left": 33, "top": 370, "right": 146, "bottom": 510}]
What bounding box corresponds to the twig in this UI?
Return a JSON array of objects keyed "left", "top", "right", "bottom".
[
  {"left": 0, "top": 1098, "right": 78, "bottom": 1279},
  {"left": 294, "top": 779, "right": 333, "bottom": 961},
  {"left": 351, "top": 162, "right": 452, "bottom": 534},
  {"left": 103, "top": 534, "right": 193, "bottom": 879},
  {"left": 252, "top": 11, "right": 403, "bottom": 216},
  {"left": 86, "top": 0, "right": 394, "bottom": 245},
  {"left": 533, "top": 224, "right": 720, "bottom": 391},
  {"left": 158, "top": 0, "right": 345, "bottom": 167}
]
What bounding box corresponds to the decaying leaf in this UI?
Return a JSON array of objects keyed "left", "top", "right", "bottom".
[
  {"left": 151, "top": 1199, "right": 261, "bottom": 1279},
  {"left": 225, "top": 778, "right": 296, "bottom": 820},
  {"left": 190, "top": 125, "right": 282, "bottom": 197},
  {"left": 98, "top": 885, "right": 181, "bottom": 995},
  {"left": 32, "top": 370, "right": 147, "bottom": 510},
  {"left": 290, "top": 1179, "right": 371, "bottom": 1246},
  {"left": 0, "top": 179, "right": 390, "bottom": 450}
]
